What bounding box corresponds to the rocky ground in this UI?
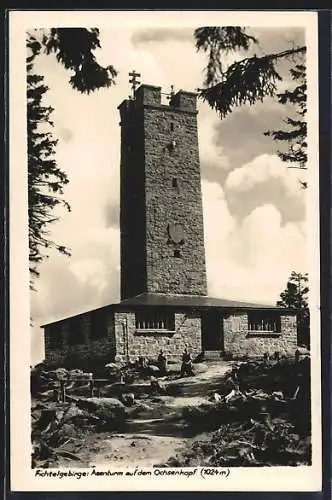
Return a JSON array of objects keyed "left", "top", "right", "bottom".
[{"left": 31, "top": 355, "right": 311, "bottom": 469}]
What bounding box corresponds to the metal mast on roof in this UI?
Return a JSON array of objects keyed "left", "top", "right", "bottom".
[
  {"left": 129, "top": 70, "right": 141, "bottom": 98},
  {"left": 166, "top": 84, "right": 175, "bottom": 102}
]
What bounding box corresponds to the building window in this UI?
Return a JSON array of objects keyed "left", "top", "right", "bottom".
[
  {"left": 248, "top": 312, "right": 281, "bottom": 333},
  {"left": 174, "top": 249, "right": 182, "bottom": 258},
  {"left": 90, "top": 312, "right": 108, "bottom": 340},
  {"left": 170, "top": 122, "right": 175, "bottom": 132},
  {"left": 135, "top": 311, "right": 175, "bottom": 331},
  {"left": 48, "top": 326, "right": 63, "bottom": 350},
  {"left": 67, "top": 318, "right": 85, "bottom": 346}
]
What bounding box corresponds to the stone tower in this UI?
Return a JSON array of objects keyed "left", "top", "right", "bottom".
[{"left": 118, "top": 84, "right": 207, "bottom": 300}]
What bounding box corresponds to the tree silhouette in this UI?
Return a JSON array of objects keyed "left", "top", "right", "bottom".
[
  {"left": 27, "top": 29, "right": 117, "bottom": 287},
  {"left": 265, "top": 63, "right": 307, "bottom": 176},
  {"left": 195, "top": 27, "right": 307, "bottom": 174},
  {"left": 277, "top": 271, "right": 310, "bottom": 347},
  {"left": 277, "top": 271, "right": 308, "bottom": 309}
]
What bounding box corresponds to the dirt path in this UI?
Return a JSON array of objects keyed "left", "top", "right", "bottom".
[
  {"left": 77, "top": 434, "right": 186, "bottom": 468},
  {"left": 71, "top": 361, "right": 233, "bottom": 468}
]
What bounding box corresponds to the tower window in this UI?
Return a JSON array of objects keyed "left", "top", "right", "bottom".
[
  {"left": 170, "top": 122, "right": 175, "bottom": 132},
  {"left": 172, "top": 177, "right": 178, "bottom": 189},
  {"left": 174, "top": 249, "right": 182, "bottom": 258}
]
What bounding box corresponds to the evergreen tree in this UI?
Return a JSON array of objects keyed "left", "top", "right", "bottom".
[
  {"left": 264, "top": 64, "right": 307, "bottom": 173},
  {"left": 27, "top": 34, "right": 71, "bottom": 286},
  {"left": 195, "top": 27, "right": 307, "bottom": 172},
  {"left": 277, "top": 271, "right": 310, "bottom": 347},
  {"left": 277, "top": 271, "right": 309, "bottom": 309},
  {"left": 42, "top": 28, "right": 117, "bottom": 93},
  {"left": 27, "top": 29, "right": 117, "bottom": 287}
]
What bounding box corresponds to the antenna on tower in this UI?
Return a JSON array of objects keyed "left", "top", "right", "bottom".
[
  {"left": 166, "top": 84, "right": 175, "bottom": 102},
  {"left": 129, "top": 70, "right": 141, "bottom": 98}
]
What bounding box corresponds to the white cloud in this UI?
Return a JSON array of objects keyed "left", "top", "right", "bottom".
[
  {"left": 225, "top": 153, "right": 307, "bottom": 197},
  {"left": 69, "top": 258, "right": 107, "bottom": 287},
  {"left": 202, "top": 180, "right": 307, "bottom": 305},
  {"left": 198, "top": 110, "right": 230, "bottom": 171}
]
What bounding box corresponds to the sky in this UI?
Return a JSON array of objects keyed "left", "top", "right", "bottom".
[{"left": 29, "top": 25, "right": 309, "bottom": 364}]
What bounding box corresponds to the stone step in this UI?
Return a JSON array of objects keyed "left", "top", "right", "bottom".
[{"left": 203, "top": 351, "right": 223, "bottom": 360}]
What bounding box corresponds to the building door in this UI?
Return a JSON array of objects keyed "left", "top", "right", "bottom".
[{"left": 201, "top": 311, "right": 224, "bottom": 351}]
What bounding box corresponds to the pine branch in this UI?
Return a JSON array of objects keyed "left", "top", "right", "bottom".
[
  {"left": 27, "top": 43, "right": 71, "bottom": 288},
  {"left": 43, "top": 28, "right": 118, "bottom": 93},
  {"left": 198, "top": 46, "right": 306, "bottom": 119},
  {"left": 264, "top": 63, "right": 307, "bottom": 171}
]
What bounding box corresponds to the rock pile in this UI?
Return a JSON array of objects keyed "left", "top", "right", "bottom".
[{"left": 164, "top": 357, "right": 311, "bottom": 467}]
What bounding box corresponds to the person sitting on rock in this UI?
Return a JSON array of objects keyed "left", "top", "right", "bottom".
[
  {"left": 157, "top": 350, "right": 167, "bottom": 375},
  {"left": 180, "top": 349, "right": 193, "bottom": 377}
]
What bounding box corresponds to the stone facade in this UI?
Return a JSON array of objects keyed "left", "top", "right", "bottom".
[
  {"left": 42, "top": 307, "right": 298, "bottom": 366},
  {"left": 119, "top": 85, "right": 207, "bottom": 299},
  {"left": 223, "top": 312, "right": 298, "bottom": 357},
  {"left": 44, "top": 310, "right": 116, "bottom": 366},
  {"left": 114, "top": 310, "right": 202, "bottom": 363}
]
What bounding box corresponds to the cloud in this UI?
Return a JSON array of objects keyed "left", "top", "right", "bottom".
[
  {"left": 202, "top": 180, "right": 307, "bottom": 305},
  {"left": 212, "top": 99, "right": 296, "bottom": 170},
  {"left": 199, "top": 108, "right": 231, "bottom": 185},
  {"left": 131, "top": 28, "right": 194, "bottom": 46},
  {"left": 224, "top": 154, "right": 307, "bottom": 224},
  {"left": 250, "top": 27, "right": 305, "bottom": 56}
]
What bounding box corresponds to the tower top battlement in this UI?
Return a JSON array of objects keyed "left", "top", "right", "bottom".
[{"left": 118, "top": 84, "right": 198, "bottom": 117}]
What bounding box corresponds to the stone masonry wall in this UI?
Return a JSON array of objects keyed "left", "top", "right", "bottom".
[
  {"left": 44, "top": 311, "right": 116, "bottom": 367},
  {"left": 114, "top": 311, "right": 202, "bottom": 363},
  {"left": 223, "top": 312, "right": 298, "bottom": 357},
  {"left": 144, "top": 99, "right": 208, "bottom": 296}
]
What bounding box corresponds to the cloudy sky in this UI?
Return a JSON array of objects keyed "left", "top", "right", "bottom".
[{"left": 29, "top": 23, "right": 311, "bottom": 364}]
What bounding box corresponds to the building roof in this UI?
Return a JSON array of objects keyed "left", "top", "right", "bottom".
[
  {"left": 119, "top": 292, "right": 277, "bottom": 309},
  {"left": 41, "top": 292, "right": 293, "bottom": 327}
]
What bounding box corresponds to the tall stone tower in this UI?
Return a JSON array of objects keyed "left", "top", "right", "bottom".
[{"left": 118, "top": 84, "right": 207, "bottom": 300}]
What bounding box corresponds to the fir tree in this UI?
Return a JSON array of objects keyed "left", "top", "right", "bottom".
[
  {"left": 264, "top": 64, "right": 307, "bottom": 172},
  {"left": 195, "top": 27, "right": 307, "bottom": 173},
  {"left": 27, "top": 34, "right": 71, "bottom": 287},
  {"left": 277, "top": 271, "right": 309, "bottom": 309},
  {"left": 277, "top": 271, "right": 310, "bottom": 347},
  {"left": 42, "top": 28, "right": 117, "bottom": 93},
  {"left": 27, "top": 29, "right": 117, "bottom": 287}
]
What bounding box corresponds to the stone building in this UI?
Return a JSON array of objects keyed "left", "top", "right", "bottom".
[{"left": 42, "top": 83, "right": 298, "bottom": 365}]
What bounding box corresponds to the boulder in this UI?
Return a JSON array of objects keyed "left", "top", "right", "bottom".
[
  {"left": 54, "top": 368, "right": 68, "bottom": 380},
  {"left": 191, "top": 363, "right": 208, "bottom": 375},
  {"left": 148, "top": 365, "right": 160, "bottom": 375},
  {"left": 61, "top": 404, "right": 86, "bottom": 423},
  {"left": 105, "top": 363, "right": 119, "bottom": 372},
  {"left": 76, "top": 397, "right": 125, "bottom": 425},
  {"left": 213, "top": 392, "right": 222, "bottom": 403},
  {"left": 121, "top": 392, "right": 135, "bottom": 407},
  {"left": 296, "top": 346, "right": 310, "bottom": 356}
]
